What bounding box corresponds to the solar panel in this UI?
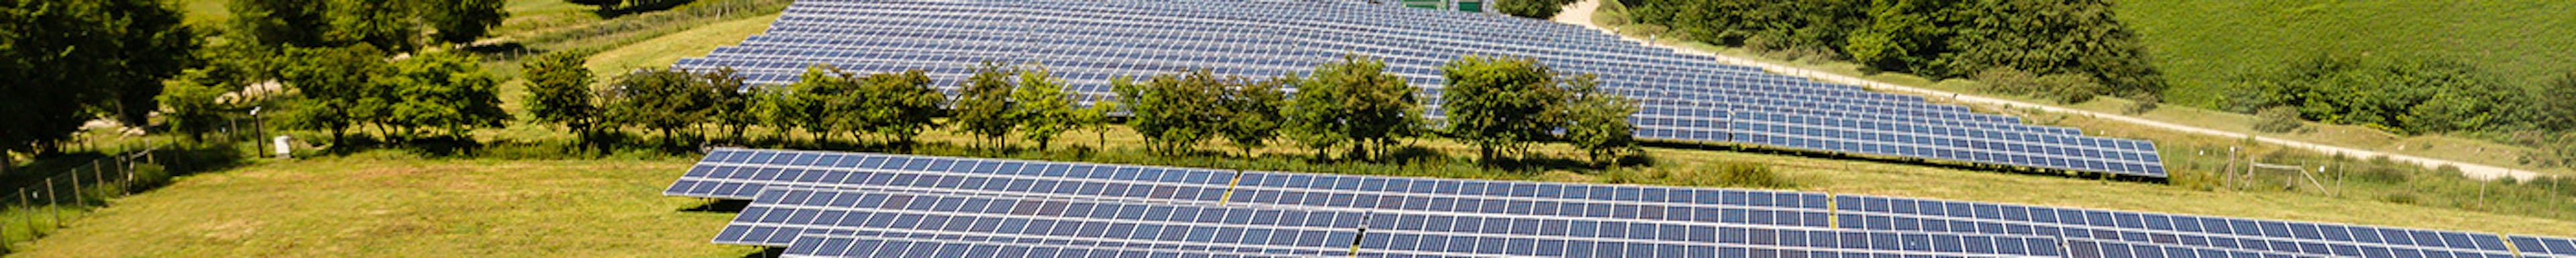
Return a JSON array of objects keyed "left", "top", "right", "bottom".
[{"left": 670, "top": 0, "right": 2171, "bottom": 177}]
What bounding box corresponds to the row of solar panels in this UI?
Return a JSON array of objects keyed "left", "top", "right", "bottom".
[
  {"left": 668, "top": 0, "right": 2172, "bottom": 177},
  {"left": 667, "top": 148, "right": 2576, "bottom": 257}
]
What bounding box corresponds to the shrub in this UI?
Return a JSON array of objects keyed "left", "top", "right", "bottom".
[
  {"left": 1709, "top": 161, "right": 1785, "bottom": 187},
  {"left": 1974, "top": 67, "right": 2042, "bottom": 95},
  {"left": 2253, "top": 106, "right": 2305, "bottom": 133},
  {"left": 2125, "top": 93, "right": 2161, "bottom": 114},
  {"left": 1499, "top": 0, "right": 1562, "bottom": 19}
]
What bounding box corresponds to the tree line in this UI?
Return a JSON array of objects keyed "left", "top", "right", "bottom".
[
  {"left": 5, "top": 0, "right": 512, "bottom": 171},
  {"left": 523, "top": 54, "right": 1644, "bottom": 165},
  {"left": 1619, "top": 0, "right": 2164, "bottom": 103},
  {"left": 2228, "top": 56, "right": 2576, "bottom": 167}
]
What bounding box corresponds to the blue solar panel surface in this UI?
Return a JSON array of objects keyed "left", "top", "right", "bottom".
[
  {"left": 667, "top": 148, "right": 2575, "bottom": 257},
  {"left": 668, "top": 0, "right": 2171, "bottom": 177}
]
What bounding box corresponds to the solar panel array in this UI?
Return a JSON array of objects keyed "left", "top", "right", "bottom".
[
  {"left": 666, "top": 148, "right": 2576, "bottom": 257},
  {"left": 667, "top": 0, "right": 2169, "bottom": 178}
]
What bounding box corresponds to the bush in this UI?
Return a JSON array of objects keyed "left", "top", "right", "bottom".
[
  {"left": 1499, "top": 0, "right": 1562, "bottom": 19},
  {"left": 1709, "top": 161, "right": 1784, "bottom": 187},
  {"left": 2253, "top": 106, "right": 2306, "bottom": 133},
  {"left": 2124, "top": 93, "right": 2161, "bottom": 114},
  {"left": 1974, "top": 67, "right": 2042, "bottom": 95}
]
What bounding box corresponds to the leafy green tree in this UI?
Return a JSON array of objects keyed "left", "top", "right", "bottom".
[
  {"left": 229, "top": 0, "right": 508, "bottom": 51},
  {"left": 2533, "top": 71, "right": 2576, "bottom": 131},
  {"left": 1, "top": 0, "right": 198, "bottom": 155},
  {"left": 521, "top": 52, "right": 602, "bottom": 146},
  {"left": 953, "top": 62, "right": 1019, "bottom": 148},
  {"left": 703, "top": 68, "right": 757, "bottom": 142},
  {"left": 1291, "top": 54, "right": 1425, "bottom": 161},
  {"left": 1499, "top": 0, "right": 1563, "bottom": 19},
  {"left": 1012, "top": 65, "right": 1076, "bottom": 151},
  {"left": 1073, "top": 99, "right": 1120, "bottom": 150},
  {"left": 1120, "top": 71, "right": 1229, "bottom": 155},
  {"left": 158, "top": 70, "right": 235, "bottom": 141},
  {"left": 1440, "top": 56, "right": 1569, "bottom": 162},
  {"left": 1559, "top": 74, "right": 1642, "bottom": 165},
  {"left": 1845, "top": 0, "right": 1957, "bottom": 72},
  {"left": 791, "top": 64, "right": 859, "bottom": 141},
  {"left": 381, "top": 51, "right": 511, "bottom": 138},
  {"left": 276, "top": 44, "right": 392, "bottom": 145},
  {"left": 419, "top": 0, "right": 508, "bottom": 44},
  {"left": 604, "top": 69, "right": 716, "bottom": 146},
  {"left": 1220, "top": 75, "right": 1289, "bottom": 157},
  {"left": 751, "top": 79, "right": 809, "bottom": 142},
  {"left": 859, "top": 70, "right": 945, "bottom": 146}
]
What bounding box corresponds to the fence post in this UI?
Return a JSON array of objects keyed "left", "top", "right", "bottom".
[
  {"left": 70, "top": 165, "right": 83, "bottom": 208},
  {"left": 18, "top": 189, "right": 32, "bottom": 236},
  {"left": 46, "top": 179, "right": 60, "bottom": 229}
]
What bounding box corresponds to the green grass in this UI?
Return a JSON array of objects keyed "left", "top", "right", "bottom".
[
  {"left": 6, "top": 155, "right": 758, "bottom": 257},
  {"left": 2118, "top": 0, "right": 2576, "bottom": 108},
  {"left": 582, "top": 14, "right": 777, "bottom": 80},
  {"left": 1589, "top": 5, "right": 2574, "bottom": 177}
]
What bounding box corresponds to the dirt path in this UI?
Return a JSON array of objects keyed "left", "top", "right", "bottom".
[{"left": 1547, "top": 0, "right": 2540, "bottom": 181}]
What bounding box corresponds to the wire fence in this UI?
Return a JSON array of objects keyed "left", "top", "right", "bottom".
[{"left": 1, "top": 142, "right": 167, "bottom": 253}]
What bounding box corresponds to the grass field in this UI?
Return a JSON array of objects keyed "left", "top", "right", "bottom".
[
  {"left": 7, "top": 155, "right": 759, "bottom": 257},
  {"left": 1587, "top": 3, "right": 2574, "bottom": 177},
  {"left": 2117, "top": 0, "right": 2576, "bottom": 108}
]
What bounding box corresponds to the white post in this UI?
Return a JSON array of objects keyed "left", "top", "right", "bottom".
[{"left": 273, "top": 136, "right": 293, "bottom": 159}]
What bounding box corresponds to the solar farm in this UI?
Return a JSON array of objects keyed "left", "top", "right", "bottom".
[
  {"left": 641, "top": 0, "right": 2576, "bottom": 257},
  {"left": 665, "top": 148, "right": 2576, "bottom": 257},
  {"left": 667, "top": 0, "right": 2169, "bottom": 179}
]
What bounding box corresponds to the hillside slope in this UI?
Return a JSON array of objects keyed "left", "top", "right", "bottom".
[{"left": 2119, "top": 0, "right": 2576, "bottom": 108}]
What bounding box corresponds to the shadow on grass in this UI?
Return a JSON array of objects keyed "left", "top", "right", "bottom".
[
  {"left": 682, "top": 199, "right": 750, "bottom": 213},
  {"left": 595, "top": 0, "right": 700, "bottom": 18},
  {"left": 737, "top": 247, "right": 782, "bottom": 258}
]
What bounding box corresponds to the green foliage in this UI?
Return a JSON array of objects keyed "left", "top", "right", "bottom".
[
  {"left": 381, "top": 51, "right": 511, "bottom": 138},
  {"left": 1560, "top": 75, "right": 1642, "bottom": 165},
  {"left": 1013, "top": 65, "right": 1075, "bottom": 150},
  {"left": 1119, "top": 71, "right": 1228, "bottom": 155},
  {"left": 1707, "top": 161, "right": 1784, "bottom": 187},
  {"left": 1290, "top": 54, "right": 1426, "bottom": 161},
  {"left": 2253, "top": 106, "right": 2304, "bottom": 134},
  {"left": 2231, "top": 56, "right": 2510, "bottom": 134},
  {"left": 703, "top": 68, "right": 756, "bottom": 141},
  {"left": 856, "top": 70, "right": 944, "bottom": 145},
  {"left": 1, "top": 0, "right": 199, "bottom": 153},
  {"left": 1220, "top": 75, "right": 1291, "bottom": 157},
  {"left": 226, "top": 0, "right": 508, "bottom": 50},
  {"left": 784, "top": 65, "right": 855, "bottom": 139},
  {"left": 602, "top": 69, "right": 715, "bottom": 146},
  {"left": 1073, "top": 100, "right": 1120, "bottom": 149},
  {"left": 1498, "top": 0, "right": 1563, "bottom": 19},
  {"left": 2125, "top": 1, "right": 2576, "bottom": 110},
  {"left": 1626, "top": 0, "right": 2159, "bottom": 97},
  {"left": 521, "top": 52, "right": 601, "bottom": 140},
  {"left": 1440, "top": 56, "right": 1568, "bottom": 162},
  {"left": 953, "top": 62, "right": 1019, "bottom": 148},
  {"left": 157, "top": 70, "right": 235, "bottom": 141},
  {"left": 275, "top": 44, "right": 390, "bottom": 145},
  {"left": 418, "top": 0, "right": 508, "bottom": 44}
]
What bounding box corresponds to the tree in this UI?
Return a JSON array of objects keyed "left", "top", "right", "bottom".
[
  {"left": 1, "top": 0, "right": 198, "bottom": 155},
  {"left": 859, "top": 70, "right": 944, "bottom": 146},
  {"left": 1560, "top": 74, "right": 1642, "bottom": 165},
  {"left": 158, "top": 70, "right": 234, "bottom": 141},
  {"left": 704, "top": 67, "right": 757, "bottom": 142},
  {"left": 382, "top": 51, "right": 511, "bottom": 139},
  {"left": 522, "top": 52, "right": 602, "bottom": 147},
  {"left": 1499, "top": 0, "right": 1563, "bottom": 19},
  {"left": 229, "top": 0, "right": 508, "bottom": 50},
  {"left": 420, "top": 0, "right": 508, "bottom": 45},
  {"left": 2533, "top": 71, "right": 2576, "bottom": 131},
  {"left": 1012, "top": 64, "right": 1076, "bottom": 151},
  {"left": 1122, "top": 71, "right": 1229, "bottom": 155},
  {"left": 791, "top": 64, "right": 859, "bottom": 141},
  {"left": 953, "top": 62, "right": 1019, "bottom": 148},
  {"left": 1073, "top": 99, "right": 1120, "bottom": 150},
  {"left": 1220, "top": 75, "right": 1289, "bottom": 157},
  {"left": 276, "top": 44, "right": 392, "bottom": 146},
  {"left": 1292, "top": 54, "right": 1425, "bottom": 161},
  {"left": 1440, "top": 56, "right": 1568, "bottom": 163},
  {"left": 604, "top": 69, "right": 715, "bottom": 146}
]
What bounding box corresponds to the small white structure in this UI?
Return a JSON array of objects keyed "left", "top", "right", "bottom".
[{"left": 274, "top": 136, "right": 293, "bottom": 159}]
